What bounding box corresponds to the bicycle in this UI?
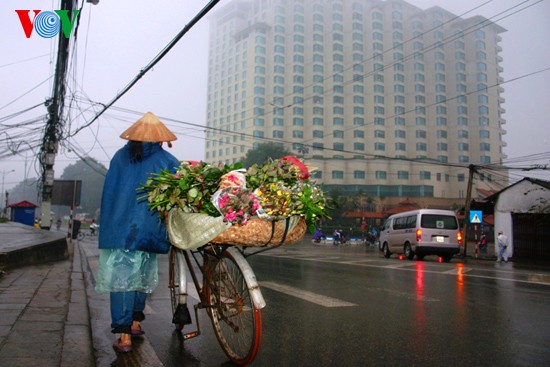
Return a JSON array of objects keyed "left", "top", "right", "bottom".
[
  {"left": 76, "top": 226, "right": 99, "bottom": 241},
  {"left": 169, "top": 243, "right": 266, "bottom": 365}
]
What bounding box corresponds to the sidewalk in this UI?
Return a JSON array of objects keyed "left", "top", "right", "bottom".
[{"left": 0, "top": 224, "right": 94, "bottom": 367}]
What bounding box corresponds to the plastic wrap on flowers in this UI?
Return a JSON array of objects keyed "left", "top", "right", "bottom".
[
  {"left": 167, "top": 209, "right": 231, "bottom": 250},
  {"left": 211, "top": 215, "right": 306, "bottom": 247}
]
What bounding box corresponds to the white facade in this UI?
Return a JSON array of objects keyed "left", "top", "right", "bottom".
[
  {"left": 204, "top": 0, "right": 508, "bottom": 203},
  {"left": 493, "top": 179, "right": 550, "bottom": 258}
]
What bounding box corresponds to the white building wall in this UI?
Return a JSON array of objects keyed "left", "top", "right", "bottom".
[{"left": 493, "top": 180, "right": 550, "bottom": 258}]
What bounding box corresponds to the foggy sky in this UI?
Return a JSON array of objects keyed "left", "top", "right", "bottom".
[{"left": 1, "top": 0, "right": 549, "bottom": 191}]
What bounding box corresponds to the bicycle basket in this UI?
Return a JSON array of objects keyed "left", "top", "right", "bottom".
[{"left": 211, "top": 216, "right": 306, "bottom": 247}]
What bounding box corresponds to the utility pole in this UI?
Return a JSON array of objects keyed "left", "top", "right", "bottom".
[
  {"left": 461, "top": 164, "right": 476, "bottom": 257},
  {"left": 39, "top": 0, "right": 79, "bottom": 229}
]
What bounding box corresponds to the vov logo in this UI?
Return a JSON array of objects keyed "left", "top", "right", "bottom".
[{"left": 15, "top": 10, "right": 80, "bottom": 39}]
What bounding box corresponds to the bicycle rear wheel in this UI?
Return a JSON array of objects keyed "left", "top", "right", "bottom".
[{"left": 204, "top": 248, "right": 262, "bottom": 365}]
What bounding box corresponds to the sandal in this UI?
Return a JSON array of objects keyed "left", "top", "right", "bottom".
[
  {"left": 131, "top": 325, "right": 145, "bottom": 336},
  {"left": 112, "top": 338, "right": 132, "bottom": 353}
]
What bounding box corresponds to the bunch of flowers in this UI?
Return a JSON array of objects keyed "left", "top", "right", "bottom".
[
  {"left": 139, "top": 155, "right": 330, "bottom": 232},
  {"left": 213, "top": 186, "right": 260, "bottom": 225},
  {"left": 246, "top": 156, "right": 329, "bottom": 232},
  {"left": 138, "top": 160, "right": 243, "bottom": 218}
]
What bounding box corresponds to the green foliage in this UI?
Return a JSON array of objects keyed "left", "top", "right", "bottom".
[
  {"left": 138, "top": 161, "right": 243, "bottom": 217},
  {"left": 60, "top": 157, "right": 106, "bottom": 217},
  {"left": 140, "top": 157, "right": 331, "bottom": 233},
  {"left": 245, "top": 157, "right": 330, "bottom": 232},
  {"left": 241, "top": 142, "right": 291, "bottom": 167},
  {"left": 6, "top": 158, "right": 107, "bottom": 220}
]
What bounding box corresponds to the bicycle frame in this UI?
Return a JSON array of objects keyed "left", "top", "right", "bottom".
[{"left": 173, "top": 244, "right": 266, "bottom": 341}]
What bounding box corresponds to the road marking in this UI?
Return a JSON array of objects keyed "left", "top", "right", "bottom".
[
  {"left": 443, "top": 267, "right": 473, "bottom": 274},
  {"left": 384, "top": 263, "right": 416, "bottom": 269},
  {"left": 260, "top": 281, "right": 357, "bottom": 307},
  {"left": 258, "top": 251, "right": 550, "bottom": 287},
  {"left": 528, "top": 273, "right": 550, "bottom": 284}
]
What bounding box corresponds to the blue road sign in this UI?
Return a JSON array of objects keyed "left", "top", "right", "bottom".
[{"left": 470, "top": 210, "right": 482, "bottom": 224}]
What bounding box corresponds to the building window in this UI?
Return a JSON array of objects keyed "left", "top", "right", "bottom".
[
  {"left": 354, "top": 170, "right": 365, "bottom": 179},
  {"left": 375, "top": 171, "right": 387, "bottom": 179},
  {"left": 437, "top": 143, "right": 448, "bottom": 151},
  {"left": 374, "top": 142, "right": 385, "bottom": 151},
  {"left": 395, "top": 130, "right": 406, "bottom": 138},
  {"left": 332, "top": 170, "right": 344, "bottom": 179},
  {"left": 480, "top": 143, "right": 490, "bottom": 151},
  {"left": 313, "top": 130, "right": 323, "bottom": 138},
  {"left": 416, "top": 117, "right": 426, "bottom": 125},
  {"left": 458, "top": 174, "right": 465, "bottom": 182},
  {"left": 419, "top": 171, "right": 431, "bottom": 180},
  {"left": 480, "top": 156, "right": 491, "bottom": 164},
  {"left": 416, "top": 143, "right": 427, "bottom": 151},
  {"left": 333, "top": 143, "right": 344, "bottom": 151},
  {"left": 374, "top": 117, "right": 385, "bottom": 125},
  {"left": 354, "top": 142, "right": 365, "bottom": 151},
  {"left": 457, "top": 117, "right": 468, "bottom": 126},
  {"left": 312, "top": 118, "right": 323, "bottom": 126},
  {"left": 397, "top": 171, "right": 409, "bottom": 179}
]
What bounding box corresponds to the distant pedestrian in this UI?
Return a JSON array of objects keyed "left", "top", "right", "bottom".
[
  {"left": 479, "top": 234, "right": 488, "bottom": 253},
  {"left": 496, "top": 230, "right": 509, "bottom": 263},
  {"left": 95, "top": 112, "right": 179, "bottom": 353}
]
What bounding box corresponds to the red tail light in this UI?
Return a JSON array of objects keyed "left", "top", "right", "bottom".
[
  {"left": 457, "top": 231, "right": 463, "bottom": 245},
  {"left": 416, "top": 228, "right": 422, "bottom": 242}
]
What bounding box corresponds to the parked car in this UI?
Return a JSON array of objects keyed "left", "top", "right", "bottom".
[{"left": 379, "top": 209, "right": 462, "bottom": 262}]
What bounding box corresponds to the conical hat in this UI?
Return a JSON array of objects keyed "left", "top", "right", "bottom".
[{"left": 119, "top": 112, "right": 177, "bottom": 142}]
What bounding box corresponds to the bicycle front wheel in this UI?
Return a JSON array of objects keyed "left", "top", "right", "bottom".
[
  {"left": 169, "top": 247, "right": 187, "bottom": 330},
  {"left": 204, "top": 248, "right": 262, "bottom": 365}
]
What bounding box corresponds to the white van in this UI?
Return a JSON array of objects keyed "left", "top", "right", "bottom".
[{"left": 379, "top": 209, "right": 462, "bottom": 262}]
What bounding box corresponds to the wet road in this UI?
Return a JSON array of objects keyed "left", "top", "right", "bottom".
[{"left": 81, "top": 238, "right": 550, "bottom": 366}]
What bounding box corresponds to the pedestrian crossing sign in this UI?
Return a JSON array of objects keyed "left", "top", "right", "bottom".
[{"left": 470, "top": 210, "right": 482, "bottom": 224}]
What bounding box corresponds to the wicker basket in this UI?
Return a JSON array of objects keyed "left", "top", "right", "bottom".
[{"left": 211, "top": 216, "right": 306, "bottom": 247}]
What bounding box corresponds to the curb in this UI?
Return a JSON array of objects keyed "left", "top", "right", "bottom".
[{"left": 61, "top": 241, "right": 95, "bottom": 366}]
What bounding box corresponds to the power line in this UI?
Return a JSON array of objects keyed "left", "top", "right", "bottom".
[{"left": 69, "top": 0, "right": 222, "bottom": 138}]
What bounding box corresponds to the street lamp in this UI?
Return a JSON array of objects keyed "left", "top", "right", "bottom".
[{"left": 1, "top": 169, "right": 15, "bottom": 218}]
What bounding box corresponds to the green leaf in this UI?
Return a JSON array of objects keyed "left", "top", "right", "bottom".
[{"left": 188, "top": 187, "right": 199, "bottom": 198}]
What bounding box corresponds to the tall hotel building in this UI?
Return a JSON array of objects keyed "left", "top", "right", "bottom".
[{"left": 204, "top": 0, "right": 507, "bottom": 207}]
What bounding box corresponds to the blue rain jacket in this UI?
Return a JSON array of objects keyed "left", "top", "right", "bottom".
[{"left": 98, "top": 142, "right": 179, "bottom": 254}]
